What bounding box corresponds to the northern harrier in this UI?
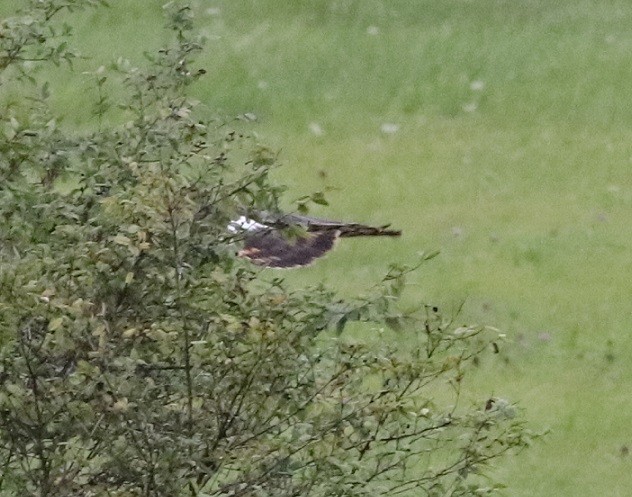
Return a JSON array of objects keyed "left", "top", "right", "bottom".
[{"left": 228, "top": 212, "right": 401, "bottom": 268}]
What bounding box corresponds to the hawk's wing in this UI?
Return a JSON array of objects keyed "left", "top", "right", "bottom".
[
  {"left": 239, "top": 229, "right": 339, "bottom": 268},
  {"left": 252, "top": 212, "right": 402, "bottom": 237}
]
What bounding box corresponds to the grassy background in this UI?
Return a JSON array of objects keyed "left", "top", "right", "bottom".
[{"left": 4, "top": 0, "right": 632, "bottom": 494}]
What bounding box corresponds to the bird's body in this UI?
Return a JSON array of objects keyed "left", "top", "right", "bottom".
[{"left": 228, "top": 213, "right": 401, "bottom": 268}]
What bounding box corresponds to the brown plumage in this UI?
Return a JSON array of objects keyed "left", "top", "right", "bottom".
[{"left": 229, "top": 213, "right": 401, "bottom": 268}]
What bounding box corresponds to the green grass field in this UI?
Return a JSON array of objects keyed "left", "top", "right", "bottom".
[{"left": 4, "top": 0, "right": 632, "bottom": 494}]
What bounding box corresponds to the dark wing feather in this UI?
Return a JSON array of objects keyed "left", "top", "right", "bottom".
[
  {"left": 336, "top": 224, "right": 401, "bottom": 237},
  {"left": 239, "top": 229, "right": 339, "bottom": 268}
]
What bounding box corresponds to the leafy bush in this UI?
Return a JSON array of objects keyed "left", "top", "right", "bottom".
[{"left": 0, "top": 2, "right": 532, "bottom": 496}]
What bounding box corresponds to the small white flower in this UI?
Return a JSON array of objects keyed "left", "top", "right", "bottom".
[
  {"left": 366, "top": 25, "right": 380, "bottom": 36},
  {"left": 380, "top": 123, "right": 399, "bottom": 135},
  {"left": 470, "top": 80, "right": 485, "bottom": 91},
  {"left": 308, "top": 122, "right": 324, "bottom": 136}
]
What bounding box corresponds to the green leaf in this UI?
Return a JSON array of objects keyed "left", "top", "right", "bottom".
[
  {"left": 311, "top": 191, "right": 329, "bottom": 206},
  {"left": 48, "top": 316, "right": 64, "bottom": 331},
  {"left": 112, "top": 234, "right": 131, "bottom": 246}
]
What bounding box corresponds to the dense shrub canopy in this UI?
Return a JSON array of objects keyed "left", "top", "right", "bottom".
[{"left": 0, "top": 2, "right": 531, "bottom": 496}]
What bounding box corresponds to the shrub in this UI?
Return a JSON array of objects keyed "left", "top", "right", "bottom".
[{"left": 0, "top": 2, "right": 532, "bottom": 496}]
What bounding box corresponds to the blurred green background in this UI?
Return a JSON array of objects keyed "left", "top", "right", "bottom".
[{"left": 3, "top": 0, "right": 632, "bottom": 495}]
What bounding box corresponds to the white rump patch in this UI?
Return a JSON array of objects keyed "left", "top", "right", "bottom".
[{"left": 228, "top": 215, "right": 267, "bottom": 233}]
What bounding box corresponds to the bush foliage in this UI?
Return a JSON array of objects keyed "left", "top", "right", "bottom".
[{"left": 0, "top": 2, "right": 531, "bottom": 496}]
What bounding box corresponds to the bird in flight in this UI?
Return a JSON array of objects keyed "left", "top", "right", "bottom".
[{"left": 228, "top": 212, "right": 401, "bottom": 268}]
